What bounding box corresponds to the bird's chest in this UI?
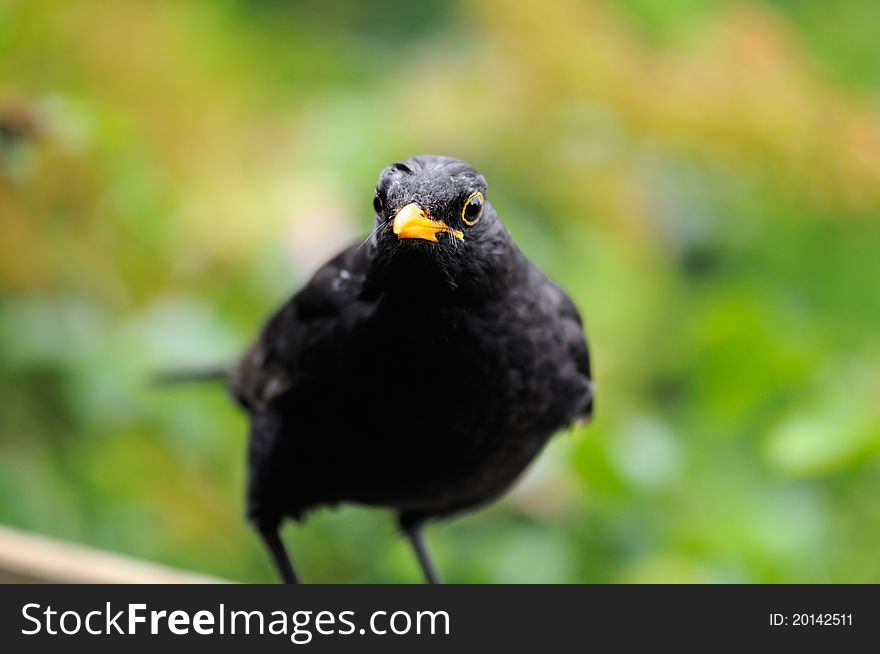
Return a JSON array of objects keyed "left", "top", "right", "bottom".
[{"left": 343, "top": 302, "right": 545, "bottom": 439}]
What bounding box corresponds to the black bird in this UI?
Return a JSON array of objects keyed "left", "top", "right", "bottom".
[{"left": 226, "top": 155, "right": 593, "bottom": 583}]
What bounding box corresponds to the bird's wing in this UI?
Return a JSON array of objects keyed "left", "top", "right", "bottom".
[
  {"left": 228, "top": 242, "right": 373, "bottom": 410},
  {"left": 543, "top": 275, "right": 595, "bottom": 423}
]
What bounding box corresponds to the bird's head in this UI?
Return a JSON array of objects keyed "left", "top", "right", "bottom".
[{"left": 368, "top": 155, "right": 515, "bottom": 298}]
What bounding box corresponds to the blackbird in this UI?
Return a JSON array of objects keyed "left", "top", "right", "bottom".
[{"left": 226, "top": 155, "right": 593, "bottom": 583}]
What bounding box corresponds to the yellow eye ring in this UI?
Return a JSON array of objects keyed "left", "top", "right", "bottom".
[{"left": 462, "top": 191, "right": 484, "bottom": 226}]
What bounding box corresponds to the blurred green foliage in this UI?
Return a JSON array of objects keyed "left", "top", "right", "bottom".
[{"left": 1, "top": 0, "right": 879, "bottom": 582}]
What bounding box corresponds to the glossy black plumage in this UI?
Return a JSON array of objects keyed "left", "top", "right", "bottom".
[{"left": 229, "top": 155, "right": 593, "bottom": 582}]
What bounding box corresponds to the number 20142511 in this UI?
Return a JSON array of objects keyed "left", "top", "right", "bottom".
[{"left": 770, "top": 613, "right": 853, "bottom": 627}]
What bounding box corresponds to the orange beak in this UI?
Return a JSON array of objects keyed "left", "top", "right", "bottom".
[{"left": 392, "top": 203, "right": 464, "bottom": 243}]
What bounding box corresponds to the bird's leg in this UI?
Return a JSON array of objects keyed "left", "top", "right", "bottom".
[
  {"left": 256, "top": 521, "right": 299, "bottom": 584},
  {"left": 400, "top": 515, "right": 442, "bottom": 584}
]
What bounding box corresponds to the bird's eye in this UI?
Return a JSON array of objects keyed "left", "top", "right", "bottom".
[
  {"left": 462, "top": 192, "right": 483, "bottom": 226},
  {"left": 373, "top": 192, "right": 384, "bottom": 214}
]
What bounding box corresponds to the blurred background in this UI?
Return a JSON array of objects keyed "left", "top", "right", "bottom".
[{"left": 2, "top": 0, "right": 880, "bottom": 583}]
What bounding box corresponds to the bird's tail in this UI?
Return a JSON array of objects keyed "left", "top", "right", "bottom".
[{"left": 150, "top": 366, "right": 229, "bottom": 387}]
